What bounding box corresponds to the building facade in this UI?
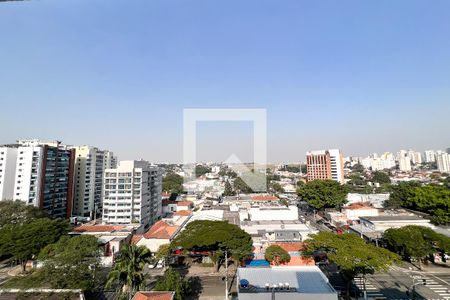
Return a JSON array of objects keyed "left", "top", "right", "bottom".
[
  {"left": 306, "top": 149, "right": 344, "bottom": 183},
  {"left": 72, "top": 146, "right": 117, "bottom": 218},
  {"left": 9, "top": 140, "right": 75, "bottom": 218},
  {"left": 102, "top": 160, "right": 162, "bottom": 226},
  {"left": 0, "top": 146, "right": 18, "bottom": 200},
  {"left": 436, "top": 151, "right": 450, "bottom": 173}
]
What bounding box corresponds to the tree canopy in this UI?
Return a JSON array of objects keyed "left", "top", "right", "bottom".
[
  {"left": 0, "top": 218, "right": 70, "bottom": 269},
  {"left": 383, "top": 225, "right": 450, "bottom": 267},
  {"left": 305, "top": 232, "right": 399, "bottom": 295},
  {"left": 222, "top": 180, "right": 235, "bottom": 196},
  {"left": 297, "top": 180, "right": 348, "bottom": 210},
  {"left": 233, "top": 177, "right": 253, "bottom": 194},
  {"left": 265, "top": 245, "right": 290, "bottom": 265},
  {"left": 371, "top": 171, "right": 391, "bottom": 184},
  {"left": 106, "top": 244, "right": 152, "bottom": 297},
  {"left": 153, "top": 268, "right": 191, "bottom": 300},
  {"left": 0, "top": 200, "right": 47, "bottom": 229},
  {"left": 195, "top": 165, "right": 211, "bottom": 177},
  {"left": 385, "top": 183, "right": 450, "bottom": 225},
  {"left": 170, "top": 220, "right": 252, "bottom": 262},
  {"left": 162, "top": 173, "right": 184, "bottom": 194},
  {"left": 38, "top": 235, "right": 101, "bottom": 290}
]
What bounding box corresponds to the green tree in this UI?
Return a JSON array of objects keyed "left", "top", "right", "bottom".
[
  {"left": 155, "top": 243, "right": 171, "bottom": 260},
  {"left": 300, "top": 164, "right": 307, "bottom": 174},
  {"left": 305, "top": 232, "right": 399, "bottom": 297},
  {"left": 153, "top": 268, "right": 191, "bottom": 300},
  {"left": 195, "top": 165, "right": 211, "bottom": 177},
  {"left": 162, "top": 173, "right": 184, "bottom": 194},
  {"left": 106, "top": 244, "right": 152, "bottom": 298},
  {"left": 265, "top": 245, "right": 290, "bottom": 266},
  {"left": 383, "top": 225, "right": 450, "bottom": 269},
  {"left": 170, "top": 220, "right": 252, "bottom": 271},
  {"left": 38, "top": 235, "right": 101, "bottom": 290},
  {"left": 270, "top": 182, "right": 284, "bottom": 193},
  {"left": 297, "top": 180, "right": 348, "bottom": 211},
  {"left": 222, "top": 180, "right": 235, "bottom": 196},
  {"left": 0, "top": 218, "right": 70, "bottom": 270},
  {"left": 372, "top": 171, "right": 391, "bottom": 184},
  {"left": 0, "top": 200, "right": 47, "bottom": 229},
  {"left": 352, "top": 163, "right": 365, "bottom": 173},
  {"left": 233, "top": 177, "right": 253, "bottom": 194},
  {"left": 384, "top": 181, "right": 421, "bottom": 209}
]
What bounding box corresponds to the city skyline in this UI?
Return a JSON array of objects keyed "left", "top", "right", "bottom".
[{"left": 1, "top": 0, "right": 450, "bottom": 162}]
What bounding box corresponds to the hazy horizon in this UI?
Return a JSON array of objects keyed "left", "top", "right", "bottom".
[{"left": 1, "top": 1, "right": 449, "bottom": 163}]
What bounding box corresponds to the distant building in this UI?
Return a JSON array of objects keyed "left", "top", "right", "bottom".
[
  {"left": 0, "top": 146, "right": 18, "bottom": 200},
  {"left": 102, "top": 160, "right": 162, "bottom": 226},
  {"left": 436, "top": 151, "right": 450, "bottom": 173},
  {"left": 237, "top": 266, "right": 338, "bottom": 300},
  {"left": 71, "top": 146, "right": 117, "bottom": 218},
  {"left": 398, "top": 154, "right": 412, "bottom": 172},
  {"left": 3, "top": 140, "right": 75, "bottom": 218},
  {"left": 306, "top": 149, "right": 344, "bottom": 184},
  {"left": 424, "top": 150, "right": 436, "bottom": 163}
]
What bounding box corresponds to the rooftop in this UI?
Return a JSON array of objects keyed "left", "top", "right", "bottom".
[
  {"left": 132, "top": 291, "right": 175, "bottom": 300},
  {"left": 251, "top": 195, "right": 279, "bottom": 202},
  {"left": 361, "top": 215, "right": 429, "bottom": 222},
  {"left": 143, "top": 220, "right": 178, "bottom": 239},
  {"left": 73, "top": 225, "right": 125, "bottom": 233},
  {"left": 238, "top": 266, "right": 336, "bottom": 294}
]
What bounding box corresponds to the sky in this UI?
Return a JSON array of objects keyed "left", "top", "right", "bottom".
[{"left": 0, "top": 0, "right": 449, "bottom": 163}]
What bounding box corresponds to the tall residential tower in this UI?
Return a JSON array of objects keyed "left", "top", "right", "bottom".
[{"left": 306, "top": 149, "right": 344, "bottom": 184}]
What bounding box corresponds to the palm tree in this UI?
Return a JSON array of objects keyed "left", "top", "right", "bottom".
[{"left": 105, "top": 244, "right": 152, "bottom": 299}]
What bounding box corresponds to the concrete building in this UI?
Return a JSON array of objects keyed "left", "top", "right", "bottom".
[
  {"left": 398, "top": 155, "right": 412, "bottom": 172},
  {"left": 102, "top": 160, "right": 162, "bottom": 226},
  {"left": 424, "top": 150, "right": 436, "bottom": 163},
  {"left": 436, "top": 151, "right": 450, "bottom": 173},
  {"left": 306, "top": 149, "right": 344, "bottom": 184},
  {"left": 71, "top": 146, "right": 117, "bottom": 218},
  {"left": 237, "top": 266, "right": 338, "bottom": 300},
  {"left": 0, "top": 146, "right": 18, "bottom": 200},
  {"left": 9, "top": 140, "right": 75, "bottom": 218}
]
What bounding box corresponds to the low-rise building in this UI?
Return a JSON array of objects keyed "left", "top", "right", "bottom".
[{"left": 237, "top": 266, "right": 338, "bottom": 300}]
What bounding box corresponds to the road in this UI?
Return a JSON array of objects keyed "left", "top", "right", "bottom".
[{"left": 353, "top": 265, "right": 450, "bottom": 300}]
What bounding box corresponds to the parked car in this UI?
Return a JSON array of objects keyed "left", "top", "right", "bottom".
[{"left": 156, "top": 259, "right": 164, "bottom": 268}]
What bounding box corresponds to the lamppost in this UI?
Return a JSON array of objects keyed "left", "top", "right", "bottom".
[{"left": 409, "top": 276, "right": 426, "bottom": 300}]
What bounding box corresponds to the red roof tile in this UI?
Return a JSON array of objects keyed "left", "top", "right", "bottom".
[
  {"left": 273, "top": 242, "right": 306, "bottom": 252},
  {"left": 251, "top": 195, "right": 279, "bottom": 201},
  {"left": 143, "top": 220, "right": 178, "bottom": 239},
  {"left": 177, "top": 200, "right": 193, "bottom": 206},
  {"left": 131, "top": 234, "right": 143, "bottom": 245},
  {"left": 73, "top": 225, "right": 125, "bottom": 233},
  {"left": 173, "top": 210, "right": 192, "bottom": 216},
  {"left": 162, "top": 199, "right": 177, "bottom": 206},
  {"left": 344, "top": 202, "right": 372, "bottom": 210},
  {"left": 133, "top": 291, "right": 174, "bottom": 300}
]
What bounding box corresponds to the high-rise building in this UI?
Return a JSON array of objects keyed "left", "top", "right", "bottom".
[
  {"left": 0, "top": 146, "right": 18, "bottom": 200},
  {"left": 71, "top": 146, "right": 117, "bottom": 218},
  {"left": 10, "top": 140, "right": 75, "bottom": 218},
  {"left": 102, "top": 160, "right": 162, "bottom": 226},
  {"left": 436, "top": 152, "right": 450, "bottom": 173},
  {"left": 407, "top": 150, "right": 422, "bottom": 165},
  {"left": 398, "top": 155, "right": 412, "bottom": 172},
  {"left": 306, "top": 149, "right": 344, "bottom": 184},
  {"left": 424, "top": 150, "right": 436, "bottom": 163}
]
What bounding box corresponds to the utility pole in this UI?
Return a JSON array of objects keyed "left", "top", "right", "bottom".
[{"left": 224, "top": 250, "right": 228, "bottom": 300}]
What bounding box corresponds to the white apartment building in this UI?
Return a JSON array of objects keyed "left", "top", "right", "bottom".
[
  {"left": 361, "top": 152, "right": 395, "bottom": 171},
  {"left": 408, "top": 150, "right": 422, "bottom": 165},
  {"left": 424, "top": 150, "right": 436, "bottom": 163},
  {"left": 436, "top": 152, "right": 450, "bottom": 173},
  {"left": 102, "top": 160, "right": 162, "bottom": 226},
  {"left": 398, "top": 155, "right": 412, "bottom": 172},
  {"left": 0, "top": 146, "right": 18, "bottom": 200},
  {"left": 72, "top": 146, "right": 117, "bottom": 218},
  {"left": 2, "top": 140, "right": 75, "bottom": 218}
]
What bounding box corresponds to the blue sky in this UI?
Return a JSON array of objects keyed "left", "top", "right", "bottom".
[{"left": 0, "top": 0, "right": 449, "bottom": 163}]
